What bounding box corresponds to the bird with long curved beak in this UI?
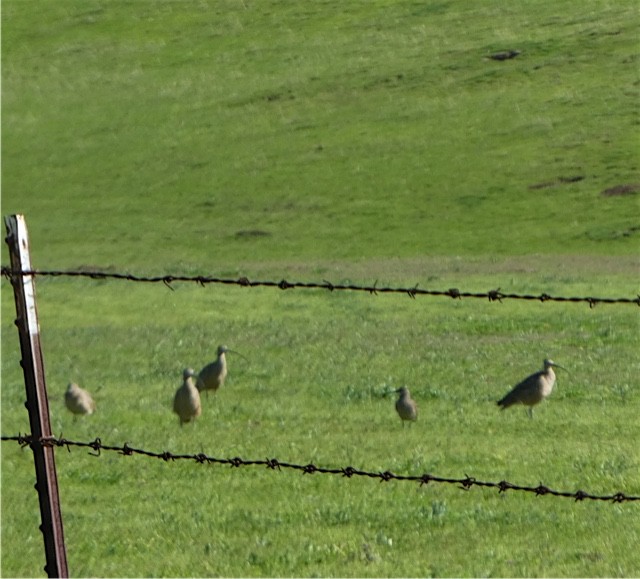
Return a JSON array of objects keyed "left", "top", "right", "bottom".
[
  {"left": 497, "top": 359, "right": 568, "bottom": 418},
  {"left": 196, "top": 345, "right": 248, "bottom": 396}
]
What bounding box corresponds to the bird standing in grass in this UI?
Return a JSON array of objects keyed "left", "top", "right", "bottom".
[
  {"left": 395, "top": 387, "right": 418, "bottom": 425},
  {"left": 196, "top": 345, "right": 247, "bottom": 396},
  {"left": 65, "top": 382, "right": 96, "bottom": 416},
  {"left": 497, "top": 359, "right": 567, "bottom": 418},
  {"left": 173, "top": 368, "right": 201, "bottom": 426}
]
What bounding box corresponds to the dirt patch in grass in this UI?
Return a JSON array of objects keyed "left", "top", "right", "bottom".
[
  {"left": 528, "top": 176, "right": 585, "bottom": 190},
  {"left": 234, "top": 230, "right": 272, "bottom": 238},
  {"left": 600, "top": 184, "right": 640, "bottom": 196}
]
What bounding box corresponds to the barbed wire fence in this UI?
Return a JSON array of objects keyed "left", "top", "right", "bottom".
[
  {"left": 3, "top": 434, "right": 639, "bottom": 503},
  {"left": 2, "top": 264, "right": 640, "bottom": 508},
  {"left": 2, "top": 266, "right": 639, "bottom": 307},
  {"left": 2, "top": 215, "right": 639, "bottom": 577}
]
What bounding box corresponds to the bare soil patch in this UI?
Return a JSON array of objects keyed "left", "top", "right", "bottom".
[
  {"left": 600, "top": 184, "right": 640, "bottom": 197},
  {"left": 528, "top": 176, "right": 585, "bottom": 190}
]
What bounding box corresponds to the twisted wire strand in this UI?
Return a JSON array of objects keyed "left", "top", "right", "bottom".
[
  {"left": 2, "top": 267, "right": 638, "bottom": 308},
  {"left": 3, "top": 435, "right": 638, "bottom": 503}
]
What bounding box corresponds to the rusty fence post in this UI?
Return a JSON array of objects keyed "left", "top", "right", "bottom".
[{"left": 4, "top": 214, "right": 69, "bottom": 578}]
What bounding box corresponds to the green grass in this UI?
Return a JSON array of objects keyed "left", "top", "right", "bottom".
[
  {"left": 2, "top": 0, "right": 639, "bottom": 269},
  {"left": 2, "top": 270, "right": 639, "bottom": 577},
  {"left": 2, "top": 0, "right": 640, "bottom": 577}
]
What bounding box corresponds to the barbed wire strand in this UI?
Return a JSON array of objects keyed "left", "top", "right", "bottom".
[
  {"left": 2, "top": 267, "right": 639, "bottom": 308},
  {"left": 3, "top": 434, "right": 638, "bottom": 503}
]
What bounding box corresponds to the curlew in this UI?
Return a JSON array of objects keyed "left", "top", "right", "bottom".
[
  {"left": 497, "top": 359, "right": 566, "bottom": 418},
  {"left": 65, "top": 382, "right": 96, "bottom": 416},
  {"left": 173, "top": 368, "right": 201, "bottom": 426},
  {"left": 196, "top": 345, "right": 246, "bottom": 396},
  {"left": 395, "top": 387, "right": 418, "bottom": 425}
]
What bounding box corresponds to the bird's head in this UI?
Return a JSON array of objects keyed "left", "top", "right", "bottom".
[
  {"left": 219, "top": 345, "right": 249, "bottom": 363},
  {"left": 544, "top": 359, "right": 567, "bottom": 372}
]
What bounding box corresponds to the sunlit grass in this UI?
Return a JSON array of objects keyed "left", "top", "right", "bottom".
[
  {"left": 2, "top": 270, "right": 639, "bottom": 576},
  {"left": 2, "top": 0, "right": 639, "bottom": 269},
  {"left": 2, "top": 0, "right": 639, "bottom": 576}
]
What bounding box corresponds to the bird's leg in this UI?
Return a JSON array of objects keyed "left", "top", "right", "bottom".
[{"left": 527, "top": 407, "right": 534, "bottom": 419}]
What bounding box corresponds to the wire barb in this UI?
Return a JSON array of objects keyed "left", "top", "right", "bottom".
[
  {"left": 498, "top": 480, "right": 514, "bottom": 493},
  {"left": 488, "top": 288, "right": 503, "bottom": 302},
  {"left": 266, "top": 458, "right": 281, "bottom": 470},
  {"left": 342, "top": 466, "right": 356, "bottom": 478},
  {"left": 535, "top": 484, "right": 550, "bottom": 496},
  {"left": 447, "top": 288, "right": 461, "bottom": 299}
]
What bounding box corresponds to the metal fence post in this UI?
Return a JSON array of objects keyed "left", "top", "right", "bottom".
[{"left": 4, "top": 214, "right": 69, "bottom": 578}]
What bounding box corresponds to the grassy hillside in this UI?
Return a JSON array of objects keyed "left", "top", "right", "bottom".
[
  {"left": 2, "top": 0, "right": 639, "bottom": 271},
  {"left": 1, "top": 0, "right": 639, "bottom": 577}
]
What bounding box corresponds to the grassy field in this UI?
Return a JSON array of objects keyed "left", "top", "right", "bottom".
[
  {"left": 2, "top": 0, "right": 639, "bottom": 269},
  {"left": 2, "top": 0, "right": 639, "bottom": 577}
]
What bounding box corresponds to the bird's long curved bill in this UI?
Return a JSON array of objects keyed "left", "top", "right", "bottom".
[
  {"left": 228, "top": 349, "right": 249, "bottom": 363},
  {"left": 551, "top": 363, "right": 569, "bottom": 373}
]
